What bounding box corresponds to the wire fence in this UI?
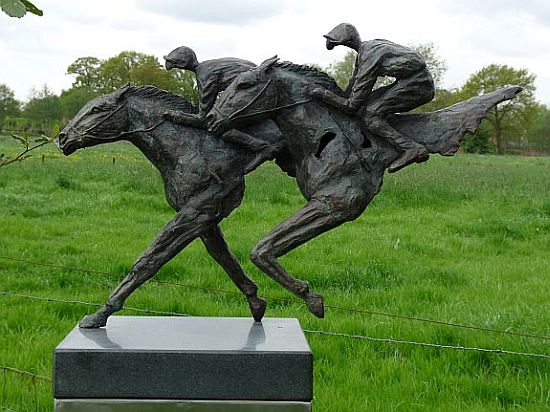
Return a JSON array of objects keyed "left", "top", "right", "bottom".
[
  {"left": 0, "top": 366, "right": 50, "bottom": 383},
  {"left": 1, "top": 365, "right": 49, "bottom": 412},
  {"left": 303, "top": 330, "right": 550, "bottom": 359},
  {"left": 1, "top": 254, "right": 549, "bottom": 341},
  {"left": 1, "top": 254, "right": 549, "bottom": 372},
  {"left": 1, "top": 290, "right": 549, "bottom": 360},
  {"left": 1, "top": 257, "right": 549, "bottom": 410},
  {"left": 0, "top": 291, "right": 189, "bottom": 317}
]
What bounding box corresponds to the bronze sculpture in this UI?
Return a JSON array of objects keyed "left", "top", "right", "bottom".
[{"left": 57, "top": 24, "right": 521, "bottom": 328}]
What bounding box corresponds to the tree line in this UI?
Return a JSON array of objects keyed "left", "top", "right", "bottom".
[
  {"left": 0, "top": 51, "right": 197, "bottom": 137},
  {"left": 1, "top": 46, "right": 549, "bottom": 155}
]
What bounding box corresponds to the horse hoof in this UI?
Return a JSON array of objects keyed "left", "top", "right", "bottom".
[
  {"left": 306, "top": 293, "right": 325, "bottom": 318},
  {"left": 249, "top": 297, "right": 267, "bottom": 322},
  {"left": 79, "top": 313, "right": 108, "bottom": 329}
]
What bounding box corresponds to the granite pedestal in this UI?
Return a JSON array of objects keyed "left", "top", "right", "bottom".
[{"left": 53, "top": 316, "right": 312, "bottom": 411}]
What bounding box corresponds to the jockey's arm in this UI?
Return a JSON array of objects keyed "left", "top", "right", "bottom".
[
  {"left": 314, "top": 51, "right": 379, "bottom": 114},
  {"left": 164, "top": 78, "right": 219, "bottom": 129},
  {"left": 313, "top": 77, "right": 376, "bottom": 114},
  {"left": 164, "top": 110, "right": 206, "bottom": 129}
]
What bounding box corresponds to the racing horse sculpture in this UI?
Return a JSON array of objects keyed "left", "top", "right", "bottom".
[
  {"left": 58, "top": 85, "right": 278, "bottom": 328},
  {"left": 58, "top": 59, "right": 520, "bottom": 328},
  {"left": 208, "top": 57, "right": 521, "bottom": 319}
]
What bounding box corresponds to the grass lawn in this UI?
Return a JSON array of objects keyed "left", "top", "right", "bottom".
[{"left": 1, "top": 136, "right": 549, "bottom": 411}]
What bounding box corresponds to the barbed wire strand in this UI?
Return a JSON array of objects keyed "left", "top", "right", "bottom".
[
  {"left": 321, "top": 304, "right": 550, "bottom": 341},
  {"left": 1, "top": 255, "right": 549, "bottom": 341},
  {"left": 303, "top": 330, "right": 550, "bottom": 360},
  {"left": 0, "top": 366, "right": 51, "bottom": 382},
  {"left": 0, "top": 291, "right": 189, "bottom": 317},
  {"left": 1, "top": 291, "right": 549, "bottom": 360}
]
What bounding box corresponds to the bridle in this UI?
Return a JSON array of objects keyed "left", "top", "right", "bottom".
[
  {"left": 213, "top": 79, "right": 312, "bottom": 125},
  {"left": 68, "top": 100, "right": 166, "bottom": 143}
]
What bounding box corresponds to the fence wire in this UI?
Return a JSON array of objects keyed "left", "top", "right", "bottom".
[
  {"left": 303, "top": 330, "right": 550, "bottom": 359},
  {"left": 1, "top": 365, "right": 50, "bottom": 382},
  {"left": 1, "top": 255, "right": 549, "bottom": 341},
  {"left": 0, "top": 291, "right": 189, "bottom": 317},
  {"left": 1, "top": 290, "right": 549, "bottom": 360}
]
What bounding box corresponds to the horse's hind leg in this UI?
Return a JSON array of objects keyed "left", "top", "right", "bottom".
[
  {"left": 201, "top": 225, "right": 266, "bottom": 321},
  {"left": 79, "top": 204, "right": 219, "bottom": 328},
  {"left": 251, "top": 193, "right": 366, "bottom": 318}
]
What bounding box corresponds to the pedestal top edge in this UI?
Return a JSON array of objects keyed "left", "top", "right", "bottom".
[{"left": 56, "top": 316, "right": 312, "bottom": 353}]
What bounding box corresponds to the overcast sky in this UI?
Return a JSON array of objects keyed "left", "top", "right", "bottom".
[{"left": 1, "top": 0, "right": 549, "bottom": 105}]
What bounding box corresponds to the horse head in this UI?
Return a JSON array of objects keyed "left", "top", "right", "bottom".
[
  {"left": 208, "top": 56, "right": 280, "bottom": 135},
  {"left": 58, "top": 84, "right": 131, "bottom": 155}
]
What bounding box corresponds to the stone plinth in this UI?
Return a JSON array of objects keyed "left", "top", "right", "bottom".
[{"left": 53, "top": 316, "right": 312, "bottom": 410}]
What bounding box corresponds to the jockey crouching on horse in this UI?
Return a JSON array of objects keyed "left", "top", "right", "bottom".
[
  {"left": 163, "top": 46, "right": 278, "bottom": 170},
  {"left": 312, "top": 23, "right": 435, "bottom": 173}
]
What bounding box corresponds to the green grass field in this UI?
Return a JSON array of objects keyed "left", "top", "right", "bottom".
[{"left": 1, "top": 136, "right": 549, "bottom": 411}]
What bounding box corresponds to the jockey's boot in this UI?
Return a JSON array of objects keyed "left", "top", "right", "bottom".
[
  {"left": 388, "top": 145, "right": 429, "bottom": 173},
  {"left": 363, "top": 113, "right": 429, "bottom": 173},
  {"left": 222, "top": 129, "right": 278, "bottom": 173}
]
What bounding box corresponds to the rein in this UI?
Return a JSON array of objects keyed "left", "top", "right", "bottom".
[
  {"left": 70, "top": 101, "right": 166, "bottom": 143},
  {"left": 217, "top": 77, "right": 372, "bottom": 173},
  {"left": 215, "top": 79, "right": 312, "bottom": 124},
  {"left": 225, "top": 80, "right": 274, "bottom": 122}
]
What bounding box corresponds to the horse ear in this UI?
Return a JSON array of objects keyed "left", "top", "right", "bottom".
[
  {"left": 113, "top": 83, "right": 131, "bottom": 101},
  {"left": 258, "top": 55, "right": 279, "bottom": 75}
]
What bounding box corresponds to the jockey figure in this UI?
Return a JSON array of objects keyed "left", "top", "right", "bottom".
[
  {"left": 313, "top": 23, "right": 435, "bottom": 173},
  {"left": 164, "top": 46, "right": 274, "bottom": 157}
]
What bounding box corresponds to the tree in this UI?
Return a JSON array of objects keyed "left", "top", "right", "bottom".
[
  {"left": 461, "top": 121, "right": 494, "bottom": 154},
  {"left": 0, "top": 0, "right": 42, "bottom": 17},
  {"left": 67, "top": 57, "right": 102, "bottom": 91},
  {"left": 460, "top": 65, "right": 537, "bottom": 154},
  {"left": 23, "top": 85, "right": 63, "bottom": 133},
  {"left": 99, "top": 51, "right": 170, "bottom": 91},
  {"left": 526, "top": 105, "right": 550, "bottom": 154},
  {"left": 166, "top": 70, "right": 198, "bottom": 103},
  {"left": 131, "top": 60, "right": 173, "bottom": 90},
  {"left": 66, "top": 52, "right": 198, "bottom": 103},
  {"left": 327, "top": 51, "right": 356, "bottom": 91},
  {"left": 0, "top": 83, "right": 21, "bottom": 131},
  {"left": 59, "top": 87, "right": 99, "bottom": 119},
  {"left": 0, "top": 133, "right": 52, "bottom": 168}
]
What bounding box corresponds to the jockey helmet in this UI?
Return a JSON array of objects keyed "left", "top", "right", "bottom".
[
  {"left": 164, "top": 46, "right": 198, "bottom": 71},
  {"left": 323, "top": 23, "right": 361, "bottom": 50}
]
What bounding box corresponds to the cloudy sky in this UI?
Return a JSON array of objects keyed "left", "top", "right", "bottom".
[{"left": 1, "top": 0, "right": 549, "bottom": 105}]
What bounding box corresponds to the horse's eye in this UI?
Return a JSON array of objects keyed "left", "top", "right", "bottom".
[
  {"left": 91, "top": 107, "right": 102, "bottom": 114},
  {"left": 237, "top": 79, "right": 255, "bottom": 90}
]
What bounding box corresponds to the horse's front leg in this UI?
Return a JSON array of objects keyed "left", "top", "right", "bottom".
[{"left": 79, "top": 206, "right": 218, "bottom": 328}]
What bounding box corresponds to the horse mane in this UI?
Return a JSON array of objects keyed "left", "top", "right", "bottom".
[
  {"left": 129, "top": 85, "right": 198, "bottom": 113},
  {"left": 126, "top": 63, "right": 343, "bottom": 111},
  {"left": 274, "top": 61, "right": 344, "bottom": 95}
]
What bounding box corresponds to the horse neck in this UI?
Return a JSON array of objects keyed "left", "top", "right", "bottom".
[
  {"left": 122, "top": 96, "right": 172, "bottom": 169},
  {"left": 123, "top": 94, "right": 252, "bottom": 179},
  {"left": 272, "top": 70, "right": 311, "bottom": 108}
]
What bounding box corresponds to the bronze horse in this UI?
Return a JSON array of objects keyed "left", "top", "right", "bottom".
[
  {"left": 58, "top": 59, "right": 520, "bottom": 328},
  {"left": 208, "top": 57, "right": 520, "bottom": 319}
]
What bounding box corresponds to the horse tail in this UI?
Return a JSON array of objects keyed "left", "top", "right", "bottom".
[{"left": 388, "top": 86, "right": 522, "bottom": 156}]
